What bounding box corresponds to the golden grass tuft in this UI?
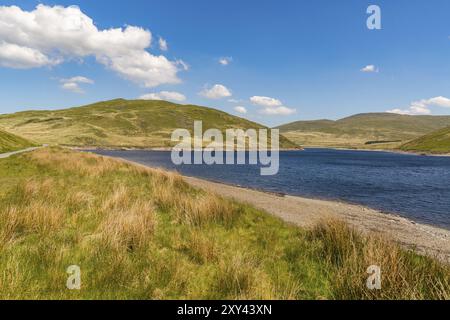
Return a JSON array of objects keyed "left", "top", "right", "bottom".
[
  {"left": 174, "top": 193, "right": 236, "bottom": 226},
  {"left": 0, "top": 202, "right": 64, "bottom": 245},
  {"left": 99, "top": 200, "right": 157, "bottom": 251},
  {"left": 308, "top": 218, "right": 450, "bottom": 300},
  {"left": 28, "top": 148, "right": 120, "bottom": 176}
]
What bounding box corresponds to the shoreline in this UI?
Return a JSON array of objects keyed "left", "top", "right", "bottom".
[
  {"left": 93, "top": 152, "right": 450, "bottom": 264},
  {"left": 74, "top": 145, "right": 450, "bottom": 157},
  {"left": 183, "top": 175, "right": 450, "bottom": 264},
  {"left": 302, "top": 146, "right": 450, "bottom": 157}
]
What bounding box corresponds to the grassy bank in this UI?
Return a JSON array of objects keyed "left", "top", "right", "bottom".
[
  {"left": 0, "top": 129, "right": 35, "bottom": 153},
  {"left": 400, "top": 126, "right": 450, "bottom": 154},
  {"left": 0, "top": 148, "right": 448, "bottom": 299}
]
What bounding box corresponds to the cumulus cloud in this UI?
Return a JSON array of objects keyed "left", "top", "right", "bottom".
[
  {"left": 60, "top": 76, "right": 94, "bottom": 93},
  {"left": 139, "top": 91, "right": 186, "bottom": 102},
  {"left": 219, "top": 57, "right": 232, "bottom": 66},
  {"left": 234, "top": 106, "right": 247, "bottom": 114},
  {"left": 199, "top": 84, "right": 232, "bottom": 99},
  {"left": 250, "top": 95, "right": 296, "bottom": 116},
  {"left": 250, "top": 96, "right": 283, "bottom": 108},
  {"left": 360, "top": 65, "right": 379, "bottom": 73},
  {"left": 159, "top": 37, "right": 168, "bottom": 51},
  {"left": 0, "top": 4, "right": 184, "bottom": 87},
  {"left": 387, "top": 96, "right": 450, "bottom": 115},
  {"left": 0, "top": 42, "right": 60, "bottom": 68}
]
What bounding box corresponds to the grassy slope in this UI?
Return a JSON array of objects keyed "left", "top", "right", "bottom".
[
  {"left": 400, "top": 126, "right": 450, "bottom": 154},
  {"left": 0, "top": 147, "right": 448, "bottom": 299},
  {"left": 277, "top": 113, "right": 450, "bottom": 149},
  {"left": 0, "top": 99, "right": 298, "bottom": 149},
  {"left": 0, "top": 129, "right": 35, "bottom": 153}
]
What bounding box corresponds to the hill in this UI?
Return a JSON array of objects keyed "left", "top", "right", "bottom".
[
  {"left": 400, "top": 126, "right": 450, "bottom": 154},
  {"left": 0, "top": 129, "right": 35, "bottom": 153},
  {"left": 277, "top": 113, "right": 450, "bottom": 149},
  {"left": 0, "top": 99, "right": 298, "bottom": 149}
]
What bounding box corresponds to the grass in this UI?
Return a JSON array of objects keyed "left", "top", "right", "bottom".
[
  {"left": 400, "top": 126, "right": 450, "bottom": 154},
  {"left": 277, "top": 113, "right": 450, "bottom": 149},
  {"left": 0, "top": 99, "right": 298, "bottom": 149},
  {"left": 0, "top": 129, "right": 35, "bottom": 153},
  {"left": 0, "top": 147, "right": 448, "bottom": 299}
]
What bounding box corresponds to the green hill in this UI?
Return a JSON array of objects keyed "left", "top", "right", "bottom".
[
  {"left": 277, "top": 113, "right": 450, "bottom": 149},
  {"left": 0, "top": 129, "right": 35, "bottom": 153},
  {"left": 400, "top": 126, "right": 450, "bottom": 154},
  {"left": 0, "top": 99, "right": 298, "bottom": 149}
]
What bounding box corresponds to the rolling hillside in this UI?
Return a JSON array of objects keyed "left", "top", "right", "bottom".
[
  {"left": 277, "top": 113, "right": 450, "bottom": 149},
  {"left": 0, "top": 99, "right": 298, "bottom": 149},
  {"left": 0, "top": 129, "right": 35, "bottom": 153},
  {"left": 400, "top": 126, "right": 450, "bottom": 154}
]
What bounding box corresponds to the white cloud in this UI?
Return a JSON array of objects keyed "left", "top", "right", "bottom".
[
  {"left": 250, "top": 95, "right": 296, "bottom": 116},
  {"left": 159, "top": 37, "right": 168, "bottom": 51},
  {"left": 360, "top": 65, "right": 379, "bottom": 73},
  {"left": 250, "top": 96, "right": 283, "bottom": 108},
  {"left": 199, "top": 84, "right": 232, "bottom": 99},
  {"left": 60, "top": 76, "right": 94, "bottom": 93},
  {"left": 139, "top": 91, "right": 186, "bottom": 102},
  {"left": 260, "top": 106, "right": 296, "bottom": 116},
  {"left": 228, "top": 98, "right": 241, "bottom": 103},
  {"left": 0, "top": 41, "right": 59, "bottom": 68},
  {"left": 234, "top": 106, "right": 247, "bottom": 114},
  {"left": 0, "top": 4, "right": 184, "bottom": 87},
  {"left": 219, "top": 57, "right": 232, "bottom": 66},
  {"left": 387, "top": 96, "right": 450, "bottom": 115}
]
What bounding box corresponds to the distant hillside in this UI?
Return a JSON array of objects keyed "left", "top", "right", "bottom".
[
  {"left": 0, "top": 99, "right": 298, "bottom": 149},
  {"left": 400, "top": 126, "right": 450, "bottom": 154},
  {"left": 277, "top": 113, "right": 450, "bottom": 149},
  {"left": 0, "top": 129, "right": 35, "bottom": 153}
]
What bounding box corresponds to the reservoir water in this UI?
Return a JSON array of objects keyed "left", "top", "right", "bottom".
[{"left": 91, "top": 148, "right": 450, "bottom": 230}]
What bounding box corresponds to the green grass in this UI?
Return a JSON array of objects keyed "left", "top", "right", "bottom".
[
  {"left": 277, "top": 113, "right": 450, "bottom": 149},
  {"left": 0, "top": 147, "right": 448, "bottom": 299},
  {"left": 0, "top": 129, "right": 35, "bottom": 153},
  {"left": 0, "top": 99, "right": 298, "bottom": 149},
  {"left": 400, "top": 126, "right": 450, "bottom": 154}
]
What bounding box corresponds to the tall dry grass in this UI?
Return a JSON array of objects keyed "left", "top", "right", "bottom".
[{"left": 308, "top": 219, "right": 450, "bottom": 300}]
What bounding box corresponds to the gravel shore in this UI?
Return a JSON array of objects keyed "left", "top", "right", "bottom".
[{"left": 185, "top": 176, "right": 450, "bottom": 264}]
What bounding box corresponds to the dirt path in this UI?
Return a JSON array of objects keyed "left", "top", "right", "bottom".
[
  {"left": 185, "top": 176, "right": 450, "bottom": 264},
  {"left": 0, "top": 147, "right": 41, "bottom": 159}
]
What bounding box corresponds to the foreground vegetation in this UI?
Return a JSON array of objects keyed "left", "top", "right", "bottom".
[
  {"left": 400, "top": 126, "right": 450, "bottom": 154},
  {"left": 0, "top": 148, "right": 448, "bottom": 299},
  {"left": 0, "top": 99, "right": 297, "bottom": 149},
  {"left": 277, "top": 113, "right": 450, "bottom": 150},
  {"left": 0, "top": 129, "right": 35, "bottom": 153}
]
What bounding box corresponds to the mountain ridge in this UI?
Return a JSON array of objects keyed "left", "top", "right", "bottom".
[
  {"left": 0, "top": 99, "right": 298, "bottom": 149},
  {"left": 276, "top": 112, "right": 450, "bottom": 149}
]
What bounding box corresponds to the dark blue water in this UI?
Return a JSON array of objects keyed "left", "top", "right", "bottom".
[{"left": 91, "top": 149, "right": 450, "bottom": 229}]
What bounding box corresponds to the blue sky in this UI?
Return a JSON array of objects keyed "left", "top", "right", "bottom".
[{"left": 1, "top": 0, "right": 450, "bottom": 126}]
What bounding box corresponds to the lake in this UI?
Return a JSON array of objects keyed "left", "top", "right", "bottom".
[{"left": 91, "top": 148, "right": 450, "bottom": 230}]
